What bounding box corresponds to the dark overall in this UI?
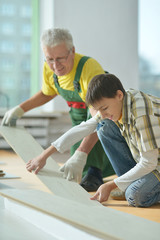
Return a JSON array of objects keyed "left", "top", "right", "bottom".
[{"left": 53, "top": 56, "right": 114, "bottom": 177}]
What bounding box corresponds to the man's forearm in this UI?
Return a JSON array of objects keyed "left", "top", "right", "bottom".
[
  {"left": 77, "top": 132, "right": 99, "bottom": 154},
  {"left": 20, "top": 91, "right": 56, "bottom": 112}
]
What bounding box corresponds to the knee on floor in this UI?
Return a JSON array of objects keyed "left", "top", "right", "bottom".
[{"left": 125, "top": 188, "right": 149, "bottom": 207}]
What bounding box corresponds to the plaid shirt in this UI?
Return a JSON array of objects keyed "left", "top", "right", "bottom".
[{"left": 116, "top": 89, "right": 160, "bottom": 165}]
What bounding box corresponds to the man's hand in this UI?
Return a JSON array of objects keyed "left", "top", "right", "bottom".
[
  {"left": 1, "top": 105, "right": 24, "bottom": 126},
  {"left": 59, "top": 150, "right": 87, "bottom": 183},
  {"left": 26, "top": 155, "right": 47, "bottom": 174},
  {"left": 90, "top": 181, "right": 117, "bottom": 203}
]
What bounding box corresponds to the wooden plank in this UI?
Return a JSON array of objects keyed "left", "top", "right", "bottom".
[
  {"left": 0, "top": 126, "right": 98, "bottom": 206},
  {"left": 2, "top": 148, "right": 159, "bottom": 223},
  {"left": 1, "top": 126, "right": 160, "bottom": 240},
  {"left": 0, "top": 197, "right": 57, "bottom": 240},
  {"left": 0, "top": 126, "right": 59, "bottom": 169},
  {"left": 3, "top": 191, "right": 113, "bottom": 240},
  {"left": 1, "top": 188, "right": 160, "bottom": 240}
]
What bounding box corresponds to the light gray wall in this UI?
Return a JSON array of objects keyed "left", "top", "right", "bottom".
[{"left": 40, "top": 0, "right": 138, "bottom": 112}]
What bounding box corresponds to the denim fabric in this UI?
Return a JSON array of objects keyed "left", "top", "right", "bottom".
[
  {"left": 125, "top": 170, "right": 160, "bottom": 207},
  {"left": 97, "top": 119, "right": 160, "bottom": 207},
  {"left": 97, "top": 119, "right": 136, "bottom": 176}
]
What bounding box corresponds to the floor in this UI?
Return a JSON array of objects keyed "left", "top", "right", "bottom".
[{"left": 0, "top": 149, "right": 160, "bottom": 224}]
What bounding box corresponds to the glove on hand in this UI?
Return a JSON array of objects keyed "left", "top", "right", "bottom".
[
  {"left": 1, "top": 105, "right": 24, "bottom": 126},
  {"left": 59, "top": 150, "right": 87, "bottom": 183}
]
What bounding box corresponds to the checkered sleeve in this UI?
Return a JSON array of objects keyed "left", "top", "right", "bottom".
[{"left": 136, "top": 115, "right": 160, "bottom": 152}]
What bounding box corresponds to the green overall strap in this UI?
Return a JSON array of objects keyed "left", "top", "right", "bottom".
[
  {"left": 53, "top": 56, "right": 90, "bottom": 94},
  {"left": 53, "top": 74, "right": 59, "bottom": 88},
  {"left": 73, "top": 56, "right": 90, "bottom": 92}
]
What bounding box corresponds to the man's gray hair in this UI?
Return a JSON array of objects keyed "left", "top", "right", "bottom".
[{"left": 40, "top": 28, "right": 74, "bottom": 50}]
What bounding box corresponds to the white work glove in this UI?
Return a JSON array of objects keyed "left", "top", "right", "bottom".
[
  {"left": 1, "top": 105, "right": 24, "bottom": 126},
  {"left": 59, "top": 150, "right": 87, "bottom": 183}
]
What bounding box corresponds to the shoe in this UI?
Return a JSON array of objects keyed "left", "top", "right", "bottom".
[
  {"left": 110, "top": 188, "right": 126, "bottom": 200},
  {"left": 80, "top": 173, "right": 103, "bottom": 192}
]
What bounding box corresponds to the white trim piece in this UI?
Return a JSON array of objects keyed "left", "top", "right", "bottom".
[
  {"left": 1, "top": 188, "right": 160, "bottom": 240},
  {"left": 5, "top": 198, "right": 102, "bottom": 240},
  {"left": 0, "top": 197, "right": 58, "bottom": 240},
  {"left": 0, "top": 126, "right": 99, "bottom": 206},
  {"left": 1, "top": 126, "right": 160, "bottom": 240}
]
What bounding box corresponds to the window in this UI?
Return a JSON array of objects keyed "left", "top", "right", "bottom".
[
  {"left": 0, "top": 3, "right": 16, "bottom": 16},
  {"left": 1, "top": 22, "right": 15, "bottom": 35},
  {"left": 0, "top": 0, "right": 39, "bottom": 109},
  {"left": 139, "top": 0, "right": 160, "bottom": 97}
]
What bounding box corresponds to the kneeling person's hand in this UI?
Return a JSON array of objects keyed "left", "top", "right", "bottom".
[{"left": 59, "top": 150, "right": 87, "bottom": 183}]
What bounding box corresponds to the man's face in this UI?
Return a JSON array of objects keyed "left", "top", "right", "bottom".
[
  {"left": 92, "top": 90, "right": 123, "bottom": 121},
  {"left": 43, "top": 42, "right": 75, "bottom": 76}
]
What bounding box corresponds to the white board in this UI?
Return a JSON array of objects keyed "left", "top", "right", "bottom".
[{"left": 0, "top": 126, "right": 160, "bottom": 240}]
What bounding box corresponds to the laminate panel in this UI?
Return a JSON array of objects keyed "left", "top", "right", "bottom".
[
  {"left": 1, "top": 126, "right": 160, "bottom": 240},
  {"left": 0, "top": 126, "right": 98, "bottom": 205},
  {"left": 1, "top": 188, "right": 160, "bottom": 240},
  {"left": 0, "top": 196, "right": 59, "bottom": 240}
]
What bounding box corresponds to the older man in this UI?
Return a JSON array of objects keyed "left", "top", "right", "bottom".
[{"left": 2, "top": 28, "right": 114, "bottom": 191}]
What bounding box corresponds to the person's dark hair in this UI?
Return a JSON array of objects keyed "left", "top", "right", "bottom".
[{"left": 86, "top": 73, "right": 125, "bottom": 106}]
